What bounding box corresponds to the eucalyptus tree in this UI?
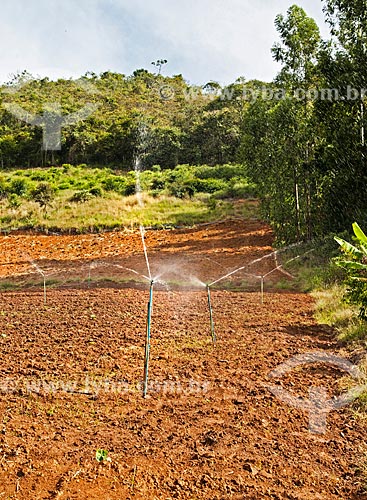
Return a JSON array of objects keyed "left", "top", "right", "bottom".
[
  {"left": 316, "top": 0, "right": 367, "bottom": 231},
  {"left": 241, "top": 5, "right": 323, "bottom": 242}
]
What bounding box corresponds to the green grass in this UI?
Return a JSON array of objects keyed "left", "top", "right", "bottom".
[
  {"left": 312, "top": 285, "right": 360, "bottom": 330},
  {"left": 312, "top": 283, "right": 367, "bottom": 345},
  {"left": 0, "top": 281, "right": 19, "bottom": 291},
  {"left": 0, "top": 164, "right": 258, "bottom": 232},
  {"left": 0, "top": 191, "right": 259, "bottom": 232}
]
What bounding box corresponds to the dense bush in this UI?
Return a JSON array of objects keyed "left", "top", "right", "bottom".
[
  {"left": 70, "top": 190, "right": 93, "bottom": 203},
  {"left": 193, "top": 178, "right": 227, "bottom": 193},
  {"left": 195, "top": 164, "right": 246, "bottom": 180},
  {"left": 102, "top": 175, "right": 127, "bottom": 193},
  {"left": 29, "top": 182, "right": 55, "bottom": 209},
  {"left": 0, "top": 176, "right": 6, "bottom": 199},
  {"left": 8, "top": 178, "right": 30, "bottom": 196}
]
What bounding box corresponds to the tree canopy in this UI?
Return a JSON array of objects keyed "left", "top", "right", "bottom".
[{"left": 1, "top": 1, "right": 367, "bottom": 242}]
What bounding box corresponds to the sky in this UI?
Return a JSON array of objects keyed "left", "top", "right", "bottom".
[{"left": 0, "top": 0, "right": 330, "bottom": 86}]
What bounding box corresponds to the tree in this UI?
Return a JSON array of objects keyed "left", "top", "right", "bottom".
[
  {"left": 241, "top": 5, "right": 323, "bottom": 242},
  {"left": 151, "top": 59, "right": 168, "bottom": 75},
  {"left": 272, "top": 5, "right": 321, "bottom": 86},
  {"left": 29, "top": 182, "right": 55, "bottom": 212},
  {"left": 315, "top": 0, "right": 367, "bottom": 232}
]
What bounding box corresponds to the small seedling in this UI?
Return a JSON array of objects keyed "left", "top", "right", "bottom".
[
  {"left": 95, "top": 449, "right": 110, "bottom": 462},
  {"left": 46, "top": 406, "right": 55, "bottom": 416}
]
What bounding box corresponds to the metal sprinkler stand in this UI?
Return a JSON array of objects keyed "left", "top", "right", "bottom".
[
  {"left": 143, "top": 280, "right": 154, "bottom": 398},
  {"left": 206, "top": 285, "right": 216, "bottom": 344}
]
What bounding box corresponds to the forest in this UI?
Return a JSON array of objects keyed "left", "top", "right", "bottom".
[{"left": 0, "top": 0, "right": 366, "bottom": 242}]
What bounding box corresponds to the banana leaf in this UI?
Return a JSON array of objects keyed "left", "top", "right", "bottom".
[
  {"left": 360, "top": 241, "right": 367, "bottom": 255},
  {"left": 334, "top": 236, "right": 364, "bottom": 259},
  {"left": 339, "top": 261, "right": 367, "bottom": 270},
  {"left": 353, "top": 222, "right": 367, "bottom": 245}
]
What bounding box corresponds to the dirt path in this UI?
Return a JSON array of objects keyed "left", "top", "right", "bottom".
[{"left": 0, "top": 221, "right": 366, "bottom": 499}]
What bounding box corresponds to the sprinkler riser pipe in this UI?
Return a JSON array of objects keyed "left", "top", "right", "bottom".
[
  {"left": 206, "top": 285, "right": 216, "bottom": 343},
  {"left": 43, "top": 276, "right": 47, "bottom": 305},
  {"left": 143, "top": 281, "right": 154, "bottom": 397}
]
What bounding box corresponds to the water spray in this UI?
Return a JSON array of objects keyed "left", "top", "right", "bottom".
[
  {"left": 133, "top": 126, "right": 155, "bottom": 397},
  {"left": 206, "top": 284, "right": 216, "bottom": 343},
  {"left": 258, "top": 248, "right": 315, "bottom": 303},
  {"left": 24, "top": 254, "right": 47, "bottom": 305},
  {"left": 143, "top": 279, "right": 154, "bottom": 398},
  {"left": 139, "top": 225, "right": 152, "bottom": 281}
]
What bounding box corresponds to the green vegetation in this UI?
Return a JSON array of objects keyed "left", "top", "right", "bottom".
[
  {"left": 0, "top": 164, "right": 257, "bottom": 231},
  {"left": 95, "top": 449, "right": 109, "bottom": 463},
  {"left": 335, "top": 223, "right": 367, "bottom": 320},
  {"left": 313, "top": 285, "right": 363, "bottom": 341},
  {"left": 298, "top": 222, "right": 367, "bottom": 348},
  {"left": 0, "top": 1, "right": 366, "bottom": 244},
  {"left": 307, "top": 222, "right": 367, "bottom": 347},
  {"left": 276, "top": 224, "right": 367, "bottom": 347},
  {"left": 242, "top": 1, "right": 367, "bottom": 243}
]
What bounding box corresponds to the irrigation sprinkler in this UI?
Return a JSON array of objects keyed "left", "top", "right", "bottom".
[
  {"left": 140, "top": 225, "right": 152, "bottom": 282},
  {"left": 206, "top": 285, "right": 216, "bottom": 343},
  {"left": 257, "top": 249, "right": 315, "bottom": 303},
  {"left": 143, "top": 280, "right": 154, "bottom": 398}
]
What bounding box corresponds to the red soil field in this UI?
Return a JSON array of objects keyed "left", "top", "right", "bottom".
[{"left": 0, "top": 220, "right": 365, "bottom": 499}]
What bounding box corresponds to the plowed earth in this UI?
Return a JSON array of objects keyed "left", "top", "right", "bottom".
[{"left": 0, "top": 220, "right": 366, "bottom": 499}]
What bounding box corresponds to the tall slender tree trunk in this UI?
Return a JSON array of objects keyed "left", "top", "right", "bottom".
[{"left": 294, "top": 167, "right": 301, "bottom": 241}]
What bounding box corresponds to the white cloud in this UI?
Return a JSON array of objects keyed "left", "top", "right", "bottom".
[
  {"left": 0, "top": 0, "right": 329, "bottom": 85},
  {"left": 116, "top": 0, "right": 328, "bottom": 84},
  {"left": 0, "top": 0, "right": 125, "bottom": 82}
]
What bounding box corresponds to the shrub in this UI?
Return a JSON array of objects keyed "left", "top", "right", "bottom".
[
  {"left": 69, "top": 190, "right": 93, "bottom": 203},
  {"left": 222, "top": 179, "right": 257, "bottom": 198},
  {"left": 150, "top": 177, "right": 165, "bottom": 191},
  {"left": 195, "top": 164, "right": 246, "bottom": 180},
  {"left": 0, "top": 176, "right": 7, "bottom": 199},
  {"left": 58, "top": 181, "right": 73, "bottom": 190},
  {"left": 193, "top": 178, "right": 227, "bottom": 193},
  {"left": 30, "top": 171, "right": 50, "bottom": 181},
  {"left": 8, "top": 178, "right": 29, "bottom": 196},
  {"left": 29, "top": 182, "right": 55, "bottom": 210},
  {"left": 69, "top": 186, "right": 103, "bottom": 203},
  {"left": 7, "top": 194, "right": 21, "bottom": 208},
  {"left": 168, "top": 181, "right": 196, "bottom": 198},
  {"left": 102, "top": 176, "right": 127, "bottom": 193},
  {"left": 89, "top": 186, "right": 103, "bottom": 197},
  {"left": 123, "top": 181, "right": 137, "bottom": 196}
]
